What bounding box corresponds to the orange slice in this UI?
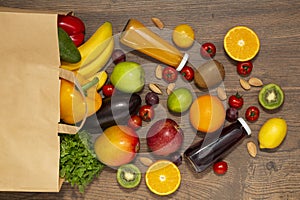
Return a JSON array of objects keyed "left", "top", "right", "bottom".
[
  {"left": 224, "top": 26, "right": 260, "bottom": 61},
  {"left": 145, "top": 160, "right": 181, "bottom": 196}
]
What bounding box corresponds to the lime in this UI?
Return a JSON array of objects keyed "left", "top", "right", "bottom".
[{"left": 167, "top": 88, "right": 193, "bottom": 113}]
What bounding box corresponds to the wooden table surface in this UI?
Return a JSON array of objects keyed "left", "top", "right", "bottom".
[{"left": 1, "top": 0, "right": 300, "bottom": 199}]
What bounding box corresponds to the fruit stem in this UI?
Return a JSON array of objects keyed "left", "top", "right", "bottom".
[
  {"left": 81, "top": 77, "right": 99, "bottom": 96},
  {"left": 242, "top": 65, "right": 249, "bottom": 70},
  {"left": 207, "top": 47, "right": 212, "bottom": 54},
  {"left": 235, "top": 91, "right": 243, "bottom": 98}
]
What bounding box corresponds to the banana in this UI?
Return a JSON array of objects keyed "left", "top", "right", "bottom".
[
  {"left": 77, "top": 37, "right": 114, "bottom": 78},
  {"left": 87, "top": 70, "right": 108, "bottom": 90},
  {"left": 60, "top": 21, "right": 113, "bottom": 71}
]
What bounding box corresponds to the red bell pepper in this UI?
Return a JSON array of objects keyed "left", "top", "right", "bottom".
[{"left": 58, "top": 14, "right": 85, "bottom": 47}]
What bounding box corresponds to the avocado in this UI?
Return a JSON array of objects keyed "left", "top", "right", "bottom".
[{"left": 58, "top": 27, "right": 81, "bottom": 63}]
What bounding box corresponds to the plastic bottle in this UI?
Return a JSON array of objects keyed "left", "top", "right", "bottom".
[
  {"left": 184, "top": 117, "right": 251, "bottom": 173},
  {"left": 119, "top": 18, "right": 189, "bottom": 71}
]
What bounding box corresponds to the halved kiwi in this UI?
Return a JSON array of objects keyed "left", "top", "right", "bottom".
[
  {"left": 258, "top": 83, "right": 284, "bottom": 110},
  {"left": 117, "top": 164, "right": 141, "bottom": 189}
]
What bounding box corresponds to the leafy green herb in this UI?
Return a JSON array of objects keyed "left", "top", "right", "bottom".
[{"left": 59, "top": 130, "right": 105, "bottom": 193}]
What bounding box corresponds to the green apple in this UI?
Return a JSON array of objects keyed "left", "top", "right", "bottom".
[
  {"left": 110, "top": 61, "right": 145, "bottom": 93},
  {"left": 167, "top": 87, "right": 193, "bottom": 113}
]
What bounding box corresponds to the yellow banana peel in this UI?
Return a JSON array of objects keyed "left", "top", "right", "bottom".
[
  {"left": 60, "top": 21, "right": 113, "bottom": 71},
  {"left": 77, "top": 37, "right": 114, "bottom": 79}
]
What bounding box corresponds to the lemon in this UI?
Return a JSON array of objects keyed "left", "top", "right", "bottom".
[
  {"left": 258, "top": 118, "right": 287, "bottom": 149},
  {"left": 172, "top": 24, "right": 195, "bottom": 49}
]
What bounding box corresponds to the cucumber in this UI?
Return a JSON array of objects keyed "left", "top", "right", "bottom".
[
  {"left": 58, "top": 27, "right": 81, "bottom": 63},
  {"left": 83, "top": 93, "right": 142, "bottom": 133}
]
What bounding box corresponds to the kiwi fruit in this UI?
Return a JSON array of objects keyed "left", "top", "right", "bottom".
[
  {"left": 258, "top": 83, "right": 284, "bottom": 110},
  {"left": 117, "top": 164, "right": 141, "bottom": 189},
  {"left": 194, "top": 60, "right": 225, "bottom": 89}
]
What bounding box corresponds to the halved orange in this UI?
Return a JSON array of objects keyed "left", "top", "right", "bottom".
[
  {"left": 145, "top": 160, "right": 181, "bottom": 196},
  {"left": 224, "top": 26, "right": 260, "bottom": 61}
]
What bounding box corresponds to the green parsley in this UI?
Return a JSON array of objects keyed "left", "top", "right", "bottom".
[{"left": 59, "top": 130, "right": 105, "bottom": 193}]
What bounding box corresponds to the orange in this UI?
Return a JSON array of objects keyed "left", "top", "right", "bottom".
[
  {"left": 145, "top": 160, "right": 181, "bottom": 196},
  {"left": 189, "top": 95, "right": 225, "bottom": 133},
  {"left": 224, "top": 26, "right": 260, "bottom": 61},
  {"left": 172, "top": 24, "right": 195, "bottom": 48}
]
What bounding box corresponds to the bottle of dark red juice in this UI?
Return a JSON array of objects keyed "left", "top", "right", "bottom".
[{"left": 184, "top": 117, "right": 251, "bottom": 173}]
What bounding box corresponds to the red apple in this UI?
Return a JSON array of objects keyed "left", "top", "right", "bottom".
[
  {"left": 146, "top": 118, "right": 184, "bottom": 156},
  {"left": 94, "top": 125, "right": 140, "bottom": 167}
]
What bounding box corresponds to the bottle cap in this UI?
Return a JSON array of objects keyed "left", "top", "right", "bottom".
[
  {"left": 176, "top": 53, "right": 189, "bottom": 71},
  {"left": 237, "top": 117, "right": 251, "bottom": 136}
]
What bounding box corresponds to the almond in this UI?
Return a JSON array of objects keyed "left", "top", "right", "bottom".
[
  {"left": 155, "top": 65, "right": 163, "bottom": 79},
  {"left": 149, "top": 83, "right": 163, "bottom": 94},
  {"left": 247, "top": 141, "right": 257, "bottom": 158},
  {"left": 139, "top": 157, "right": 153, "bottom": 166},
  {"left": 217, "top": 87, "right": 227, "bottom": 100},
  {"left": 248, "top": 77, "right": 263, "bottom": 87},
  {"left": 151, "top": 17, "right": 164, "bottom": 29},
  {"left": 240, "top": 78, "right": 251, "bottom": 90},
  {"left": 166, "top": 83, "right": 176, "bottom": 95}
]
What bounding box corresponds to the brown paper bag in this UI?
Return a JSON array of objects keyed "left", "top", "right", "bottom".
[{"left": 0, "top": 7, "right": 84, "bottom": 192}]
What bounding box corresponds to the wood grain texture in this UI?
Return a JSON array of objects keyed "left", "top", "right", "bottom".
[{"left": 0, "top": 0, "right": 300, "bottom": 199}]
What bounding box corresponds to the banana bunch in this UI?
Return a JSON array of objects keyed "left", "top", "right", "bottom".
[{"left": 60, "top": 21, "right": 114, "bottom": 79}]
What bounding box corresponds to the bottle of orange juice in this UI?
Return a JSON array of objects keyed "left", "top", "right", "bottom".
[{"left": 119, "top": 19, "right": 189, "bottom": 71}]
